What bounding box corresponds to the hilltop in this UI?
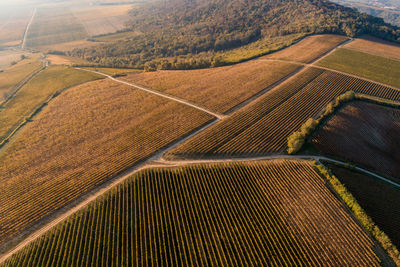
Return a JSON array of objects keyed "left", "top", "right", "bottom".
[{"left": 69, "top": 0, "right": 400, "bottom": 69}]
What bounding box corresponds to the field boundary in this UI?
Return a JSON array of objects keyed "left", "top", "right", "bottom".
[{"left": 314, "top": 161, "right": 400, "bottom": 266}]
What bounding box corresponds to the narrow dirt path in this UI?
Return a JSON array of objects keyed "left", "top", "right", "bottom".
[
  {"left": 77, "top": 68, "right": 225, "bottom": 119},
  {"left": 21, "top": 8, "right": 36, "bottom": 49}
]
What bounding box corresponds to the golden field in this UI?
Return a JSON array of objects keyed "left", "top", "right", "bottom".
[
  {"left": 265, "top": 34, "right": 349, "bottom": 63},
  {"left": 0, "top": 78, "right": 213, "bottom": 247},
  {"left": 123, "top": 60, "right": 300, "bottom": 113},
  {"left": 0, "top": 66, "right": 102, "bottom": 142},
  {"left": 344, "top": 36, "right": 400, "bottom": 61}
]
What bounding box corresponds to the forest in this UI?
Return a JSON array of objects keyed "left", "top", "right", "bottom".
[{"left": 69, "top": 0, "right": 400, "bottom": 70}]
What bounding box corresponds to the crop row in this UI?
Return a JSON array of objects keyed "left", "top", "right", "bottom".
[
  {"left": 167, "top": 68, "right": 400, "bottom": 158},
  {"left": 0, "top": 79, "right": 213, "bottom": 246},
  {"left": 2, "top": 160, "right": 381, "bottom": 266},
  {"left": 326, "top": 163, "right": 400, "bottom": 250}
]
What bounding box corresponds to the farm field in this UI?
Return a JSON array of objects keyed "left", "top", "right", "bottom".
[
  {"left": 0, "top": 50, "right": 33, "bottom": 69},
  {"left": 37, "top": 40, "right": 100, "bottom": 53},
  {"left": 71, "top": 5, "right": 133, "bottom": 37},
  {"left": 0, "top": 54, "right": 42, "bottom": 102},
  {"left": 0, "top": 66, "right": 102, "bottom": 144},
  {"left": 0, "top": 78, "right": 213, "bottom": 249},
  {"left": 83, "top": 67, "right": 142, "bottom": 76},
  {"left": 215, "top": 33, "right": 307, "bottom": 64},
  {"left": 264, "top": 34, "right": 348, "bottom": 63},
  {"left": 344, "top": 36, "right": 400, "bottom": 61},
  {"left": 0, "top": 7, "right": 33, "bottom": 47},
  {"left": 122, "top": 60, "right": 300, "bottom": 113},
  {"left": 311, "top": 101, "right": 400, "bottom": 181},
  {"left": 325, "top": 163, "right": 400, "bottom": 250},
  {"left": 1, "top": 160, "right": 383, "bottom": 266},
  {"left": 46, "top": 54, "right": 91, "bottom": 66},
  {"left": 25, "top": 8, "right": 88, "bottom": 48},
  {"left": 317, "top": 48, "right": 400, "bottom": 88},
  {"left": 167, "top": 68, "right": 400, "bottom": 159}
]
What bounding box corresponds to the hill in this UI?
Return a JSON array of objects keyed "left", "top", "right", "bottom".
[{"left": 69, "top": 0, "right": 400, "bottom": 69}]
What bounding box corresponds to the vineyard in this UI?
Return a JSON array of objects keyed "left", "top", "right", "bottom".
[
  {"left": 1, "top": 160, "right": 383, "bottom": 266},
  {"left": 122, "top": 60, "right": 300, "bottom": 113},
  {"left": 167, "top": 67, "right": 400, "bottom": 159},
  {"left": 0, "top": 54, "right": 42, "bottom": 103},
  {"left": 71, "top": 5, "right": 132, "bottom": 37},
  {"left": 312, "top": 101, "right": 400, "bottom": 181},
  {"left": 25, "top": 8, "right": 87, "bottom": 48},
  {"left": 326, "top": 163, "right": 400, "bottom": 249},
  {"left": 264, "top": 34, "right": 348, "bottom": 63},
  {"left": 344, "top": 36, "right": 400, "bottom": 61},
  {"left": 0, "top": 66, "right": 102, "bottom": 144},
  {"left": 0, "top": 78, "right": 213, "bottom": 247},
  {"left": 317, "top": 48, "right": 400, "bottom": 88}
]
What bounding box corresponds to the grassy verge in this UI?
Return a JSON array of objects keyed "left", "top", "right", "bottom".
[
  {"left": 317, "top": 48, "right": 400, "bottom": 88},
  {"left": 0, "top": 66, "right": 103, "bottom": 145},
  {"left": 313, "top": 161, "right": 400, "bottom": 266}
]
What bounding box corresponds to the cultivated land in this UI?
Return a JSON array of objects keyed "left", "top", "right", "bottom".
[
  {"left": 0, "top": 78, "right": 213, "bottom": 249},
  {"left": 1, "top": 160, "right": 383, "bottom": 266},
  {"left": 326, "top": 163, "right": 400, "bottom": 250},
  {"left": 0, "top": 7, "right": 32, "bottom": 47},
  {"left": 83, "top": 67, "right": 142, "bottom": 76},
  {"left": 264, "top": 34, "right": 349, "bottom": 63},
  {"left": 25, "top": 8, "right": 87, "bottom": 48},
  {"left": 317, "top": 48, "right": 400, "bottom": 88},
  {"left": 123, "top": 60, "right": 300, "bottom": 113},
  {"left": 0, "top": 66, "right": 102, "bottom": 144},
  {"left": 344, "top": 36, "right": 400, "bottom": 61},
  {"left": 167, "top": 68, "right": 400, "bottom": 159},
  {"left": 312, "top": 101, "right": 400, "bottom": 181},
  {"left": 0, "top": 54, "right": 42, "bottom": 103},
  {"left": 0, "top": 51, "right": 33, "bottom": 69},
  {"left": 72, "top": 5, "right": 132, "bottom": 36},
  {"left": 46, "top": 54, "right": 90, "bottom": 66}
]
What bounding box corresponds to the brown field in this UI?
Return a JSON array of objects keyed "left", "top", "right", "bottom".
[
  {"left": 345, "top": 36, "right": 400, "bottom": 61},
  {"left": 0, "top": 66, "right": 102, "bottom": 143},
  {"left": 46, "top": 54, "right": 90, "bottom": 65},
  {"left": 312, "top": 101, "right": 400, "bottom": 181},
  {"left": 83, "top": 67, "right": 142, "bottom": 76},
  {"left": 123, "top": 60, "right": 300, "bottom": 113},
  {"left": 0, "top": 7, "right": 32, "bottom": 46},
  {"left": 264, "top": 34, "right": 348, "bottom": 63},
  {"left": 25, "top": 8, "right": 88, "bottom": 48},
  {"left": 326, "top": 163, "right": 400, "bottom": 249},
  {"left": 72, "top": 5, "right": 133, "bottom": 36},
  {"left": 167, "top": 68, "right": 400, "bottom": 159},
  {"left": 0, "top": 78, "right": 213, "bottom": 247},
  {"left": 0, "top": 50, "right": 33, "bottom": 69},
  {"left": 2, "top": 160, "right": 383, "bottom": 266},
  {"left": 38, "top": 40, "right": 100, "bottom": 52},
  {"left": 0, "top": 54, "right": 42, "bottom": 102}
]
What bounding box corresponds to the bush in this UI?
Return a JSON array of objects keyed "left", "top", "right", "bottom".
[{"left": 287, "top": 90, "right": 355, "bottom": 154}]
